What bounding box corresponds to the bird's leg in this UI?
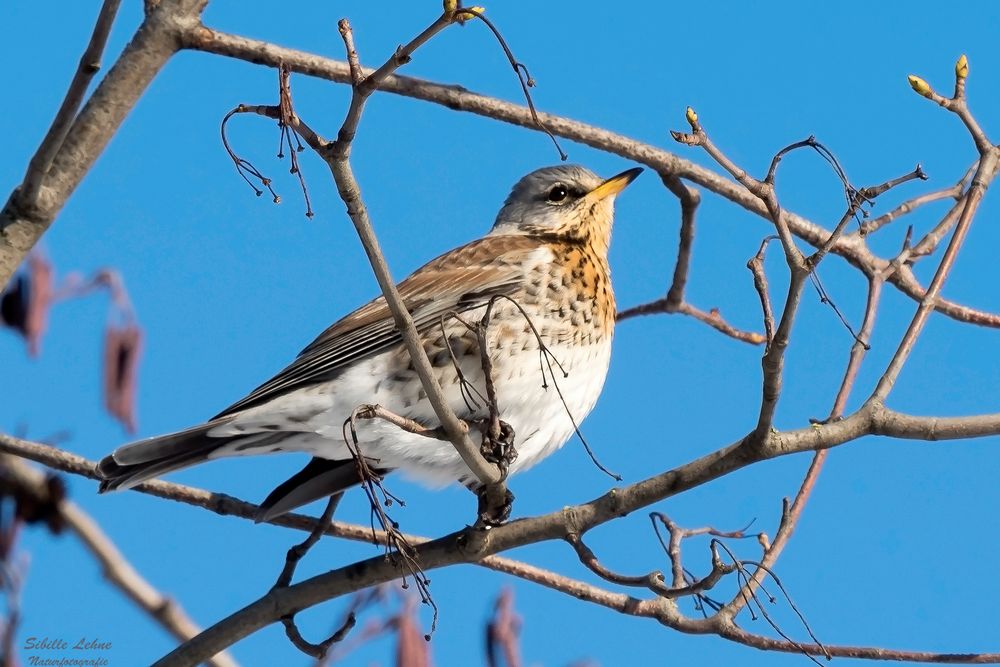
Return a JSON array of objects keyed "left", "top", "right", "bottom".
[
  {"left": 474, "top": 418, "right": 518, "bottom": 478},
  {"left": 473, "top": 484, "right": 515, "bottom": 527},
  {"left": 467, "top": 416, "right": 517, "bottom": 526}
]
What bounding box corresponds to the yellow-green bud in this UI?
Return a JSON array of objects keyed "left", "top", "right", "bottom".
[
  {"left": 908, "top": 75, "right": 932, "bottom": 98},
  {"left": 955, "top": 54, "right": 969, "bottom": 80},
  {"left": 455, "top": 5, "right": 484, "bottom": 23},
  {"left": 685, "top": 106, "right": 698, "bottom": 128}
]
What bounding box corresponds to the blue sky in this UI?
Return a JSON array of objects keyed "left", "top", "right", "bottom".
[{"left": 3, "top": 1, "right": 1000, "bottom": 665}]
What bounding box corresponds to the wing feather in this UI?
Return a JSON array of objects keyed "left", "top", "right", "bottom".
[{"left": 214, "top": 235, "right": 542, "bottom": 418}]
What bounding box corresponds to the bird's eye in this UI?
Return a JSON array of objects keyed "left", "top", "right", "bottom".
[{"left": 546, "top": 184, "right": 570, "bottom": 203}]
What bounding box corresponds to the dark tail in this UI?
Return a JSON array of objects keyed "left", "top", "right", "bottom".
[
  {"left": 255, "top": 457, "right": 374, "bottom": 523},
  {"left": 98, "top": 421, "right": 388, "bottom": 522},
  {"left": 97, "top": 418, "right": 240, "bottom": 492}
]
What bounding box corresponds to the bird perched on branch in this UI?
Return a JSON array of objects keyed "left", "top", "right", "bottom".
[{"left": 97, "top": 164, "right": 642, "bottom": 523}]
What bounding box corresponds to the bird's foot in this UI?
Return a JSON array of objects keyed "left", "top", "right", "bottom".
[
  {"left": 476, "top": 418, "right": 517, "bottom": 478},
  {"left": 475, "top": 486, "right": 515, "bottom": 527}
]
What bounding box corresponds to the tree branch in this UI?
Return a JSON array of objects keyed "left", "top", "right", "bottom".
[
  {"left": 20, "top": 0, "right": 124, "bottom": 204},
  {"left": 318, "top": 14, "right": 507, "bottom": 516},
  {"left": 873, "top": 58, "right": 999, "bottom": 402},
  {"left": 3, "top": 397, "right": 1000, "bottom": 665},
  {"left": 0, "top": 455, "right": 236, "bottom": 667},
  {"left": 7, "top": 11, "right": 1000, "bottom": 665},
  {"left": 721, "top": 625, "right": 1000, "bottom": 664},
  {"left": 0, "top": 433, "right": 631, "bottom": 619},
  {"left": 0, "top": 0, "right": 209, "bottom": 287},
  {"left": 142, "top": 395, "right": 1000, "bottom": 663},
  {"left": 178, "top": 25, "right": 1000, "bottom": 330},
  {"left": 616, "top": 174, "right": 767, "bottom": 345}
]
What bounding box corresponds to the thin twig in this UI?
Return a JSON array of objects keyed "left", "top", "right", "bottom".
[
  {"left": 220, "top": 107, "right": 280, "bottom": 202},
  {"left": 455, "top": 7, "right": 566, "bottom": 160},
  {"left": 807, "top": 272, "right": 863, "bottom": 344},
  {"left": 454, "top": 306, "right": 508, "bottom": 473},
  {"left": 907, "top": 196, "right": 965, "bottom": 260},
  {"left": 874, "top": 58, "right": 999, "bottom": 402},
  {"left": 273, "top": 495, "right": 340, "bottom": 589},
  {"left": 661, "top": 175, "right": 700, "bottom": 306},
  {"left": 746, "top": 236, "right": 777, "bottom": 345},
  {"left": 342, "top": 410, "right": 437, "bottom": 633},
  {"left": 649, "top": 513, "right": 753, "bottom": 599},
  {"left": 713, "top": 539, "right": 828, "bottom": 666},
  {"left": 615, "top": 173, "right": 766, "bottom": 344},
  {"left": 354, "top": 404, "right": 450, "bottom": 441},
  {"left": 827, "top": 277, "right": 884, "bottom": 421},
  {"left": 566, "top": 533, "right": 672, "bottom": 596},
  {"left": 277, "top": 64, "right": 314, "bottom": 218},
  {"left": 722, "top": 625, "right": 1000, "bottom": 664},
  {"left": 280, "top": 613, "right": 356, "bottom": 660},
  {"left": 337, "top": 20, "right": 364, "bottom": 86},
  {"left": 809, "top": 164, "right": 928, "bottom": 266},
  {"left": 21, "top": 0, "right": 124, "bottom": 203},
  {"left": 908, "top": 56, "right": 992, "bottom": 154},
  {"left": 179, "top": 26, "right": 1000, "bottom": 330},
  {"left": 474, "top": 293, "right": 621, "bottom": 482},
  {"left": 437, "top": 314, "right": 488, "bottom": 412},
  {"left": 617, "top": 298, "right": 766, "bottom": 344},
  {"left": 323, "top": 16, "right": 507, "bottom": 514},
  {"left": 858, "top": 173, "right": 965, "bottom": 237}
]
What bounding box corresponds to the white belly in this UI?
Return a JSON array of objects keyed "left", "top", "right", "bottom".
[{"left": 212, "top": 339, "right": 613, "bottom": 487}]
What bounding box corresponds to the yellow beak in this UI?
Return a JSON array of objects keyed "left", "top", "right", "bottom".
[{"left": 587, "top": 167, "right": 644, "bottom": 201}]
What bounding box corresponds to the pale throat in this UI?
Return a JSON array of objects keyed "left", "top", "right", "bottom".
[{"left": 568, "top": 201, "right": 615, "bottom": 257}]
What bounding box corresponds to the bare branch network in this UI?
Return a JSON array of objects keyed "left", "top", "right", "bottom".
[{"left": 3, "top": 1, "right": 1000, "bottom": 665}]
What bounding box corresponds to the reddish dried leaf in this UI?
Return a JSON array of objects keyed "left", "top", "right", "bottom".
[
  {"left": 103, "top": 324, "right": 142, "bottom": 433},
  {"left": 486, "top": 588, "right": 522, "bottom": 667},
  {"left": 0, "top": 254, "right": 53, "bottom": 357},
  {"left": 395, "top": 603, "right": 431, "bottom": 667}
]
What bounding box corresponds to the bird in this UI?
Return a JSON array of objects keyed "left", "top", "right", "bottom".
[{"left": 97, "top": 164, "right": 642, "bottom": 523}]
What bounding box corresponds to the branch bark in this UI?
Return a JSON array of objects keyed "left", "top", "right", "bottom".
[
  {"left": 137, "top": 396, "right": 1000, "bottom": 663},
  {"left": 0, "top": 455, "right": 236, "bottom": 667},
  {"left": 3, "top": 398, "right": 1000, "bottom": 665},
  {"left": 6, "top": 9, "right": 1000, "bottom": 666},
  {"left": 0, "top": 0, "right": 209, "bottom": 287}
]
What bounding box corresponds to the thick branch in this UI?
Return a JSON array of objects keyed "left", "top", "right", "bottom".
[
  {"left": 0, "top": 0, "right": 209, "bottom": 288},
  {"left": 139, "top": 396, "right": 1000, "bottom": 663},
  {"left": 2, "top": 399, "right": 1000, "bottom": 664},
  {"left": 0, "top": 455, "right": 236, "bottom": 667},
  {"left": 0, "top": 433, "right": 629, "bottom": 617}
]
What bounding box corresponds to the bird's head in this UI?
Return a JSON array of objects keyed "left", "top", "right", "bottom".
[{"left": 491, "top": 164, "right": 642, "bottom": 250}]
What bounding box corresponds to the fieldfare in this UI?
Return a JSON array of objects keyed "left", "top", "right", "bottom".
[{"left": 97, "top": 164, "right": 642, "bottom": 522}]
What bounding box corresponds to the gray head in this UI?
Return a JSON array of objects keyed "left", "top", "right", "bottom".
[{"left": 491, "top": 165, "right": 642, "bottom": 243}]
